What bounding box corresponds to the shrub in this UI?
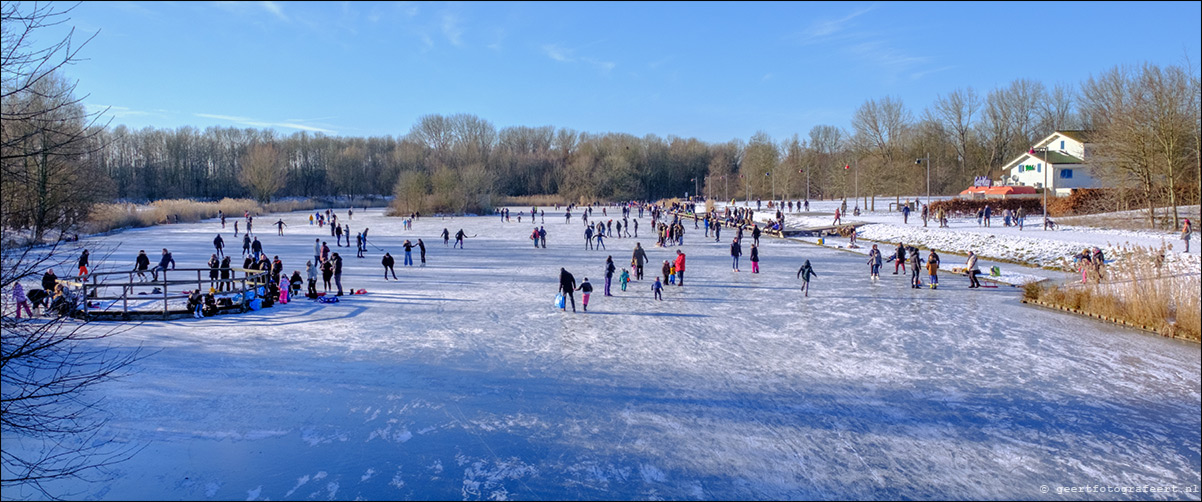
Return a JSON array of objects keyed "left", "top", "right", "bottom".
[{"left": 928, "top": 198, "right": 1044, "bottom": 218}]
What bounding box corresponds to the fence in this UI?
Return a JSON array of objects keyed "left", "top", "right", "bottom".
[{"left": 57, "top": 267, "right": 273, "bottom": 320}]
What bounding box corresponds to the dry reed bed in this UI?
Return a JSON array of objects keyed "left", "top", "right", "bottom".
[
  {"left": 85, "top": 197, "right": 388, "bottom": 235},
  {"left": 1024, "top": 244, "right": 1201, "bottom": 341}
]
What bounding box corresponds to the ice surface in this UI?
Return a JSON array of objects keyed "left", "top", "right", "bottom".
[{"left": 5, "top": 204, "right": 1199, "bottom": 501}]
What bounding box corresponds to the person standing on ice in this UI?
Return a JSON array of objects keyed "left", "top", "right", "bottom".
[
  {"left": 796, "top": 259, "right": 818, "bottom": 297},
  {"left": 584, "top": 225, "right": 594, "bottom": 250},
  {"left": 306, "top": 260, "right": 318, "bottom": 296},
  {"left": 402, "top": 240, "right": 415, "bottom": 267},
  {"left": 442, "top": 228, "right": 450, "bottom": 246},
  {"left": 275, "top": 219, "right": 287, "bottom": 236},
  {"left": 750, "top": 243, "right": 760, "bottom": 273},
  {"left": 76, "top": 249, "right": 89, "bottom": 276},
  {"left": 892, "top": 242, "right": 906, "bottom": 275},
  {"left": 335, "top": 223, "right": 343, "bottom": 246},
  {"left": 673, "top": 249, "right": 686, "bottom": 286},
  {"left": 867, "top": 244, "right": 882, "bottom": 281},
  {"left": 619, "top": 268, "right": 630, "bottom": 292},
  {"left": 908, "top": 246, "right": 924, "bottom": 289},
  {"left": 454, "top": 229, "right": 466, "bottom": 249},
  {"left": 539, "top": 226, "right": 547, "bottom": 248},
  {"left": 242, "top": 234, "right": 251, "bottom": 257},
  {"left": 213, "top": 234, "right": 225, "bottom": 258},
  {"left": 332, "top": 253, "right": 344, "bottom": 296},
  {"left": 576, "top": 277, "right": 593, "bottom": 312},
  {"left": 604, "top": 256, "right": 616, "bottom": 296},
  {"left": 966, "top": 251, "right": 982, "bottom": 288},
  {"left": 558, "top": 268, "right": 577, "bottom": 313},
  {"left": 631, "top": 242, "right": 648, "bottom": 280},
  {"left": 926, "top": 250, "right": 940, "bottom": 289},
  {"left": 417, "top": 239, "right": 427, "bottom": 267},
  {"left": 730, "top": 237, "right": 742, "bottom": 272}
]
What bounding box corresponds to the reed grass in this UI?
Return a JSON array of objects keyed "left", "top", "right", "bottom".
[
  {"left": 84, "top": 196, "right": 388, "bottom": 235},
  {"left": 1026, "top": 243, "right": 1200, "bottom": 341}
]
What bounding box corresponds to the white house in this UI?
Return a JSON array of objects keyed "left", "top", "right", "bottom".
[{"left": 1000, "top": 130, "right": 1101, "bottom": 195}]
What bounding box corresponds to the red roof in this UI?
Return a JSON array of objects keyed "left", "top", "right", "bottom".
[{"left": 959, "top": 186, "right": 1037, "bottom": 195}]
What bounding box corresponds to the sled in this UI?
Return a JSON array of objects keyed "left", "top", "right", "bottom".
[
  {"left": 318, "top": 296, "right": 340, "bottom": 304},
  {"left": 555, "top": 293, "right": 565, "bottom": 309}
]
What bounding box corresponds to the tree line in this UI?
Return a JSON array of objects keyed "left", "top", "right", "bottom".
[{"left": 3, "top": 30, "right": 1199, "bottom": 238}]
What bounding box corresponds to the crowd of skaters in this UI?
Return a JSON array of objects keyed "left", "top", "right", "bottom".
[{"left": 17, "top": 197, "right": 1187, "bottom": 320}]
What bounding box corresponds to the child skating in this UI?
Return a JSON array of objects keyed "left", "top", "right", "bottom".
[
  {"left": 652, "top": 276, "right": 664, "bottom": 300},
  {"left": 619, "top": 268, "right": 630, "bottom": 291},
  {"left": 576, "top": 277, "right": 593, "bottom": 311}
]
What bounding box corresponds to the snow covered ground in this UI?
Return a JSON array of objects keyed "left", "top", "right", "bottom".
[
  {"left": 5, "top": 204, "right": 1200, "bottom": 501},
  {"left": 737, "top": 199, "right": 1200, "bottom": 286}
]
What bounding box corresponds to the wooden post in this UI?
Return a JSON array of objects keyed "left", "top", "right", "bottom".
[{"left": 163, "top": 270, "right": 169, "bottom": 317}]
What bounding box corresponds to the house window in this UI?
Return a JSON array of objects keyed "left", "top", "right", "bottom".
[
  {"left": 1059, "top": 169, "right": 1073, "bottom": 179},
  {"left": 1060, "top": 140, "right": 1065, "bottom": 150}
]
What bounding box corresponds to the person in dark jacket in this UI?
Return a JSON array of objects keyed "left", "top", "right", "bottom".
[
  {"left": 321, "top": 258, "right": 334, "bottom": 291},
  {"left": 332, "top": 253, "right": 344, "bottom": 295},
  {"left": 214, "top": 234, "right": 225, "bottom": 258},
  {"left": 631, "top": 242, "right": 648, "bottom": 280},
  {"left": 558, "top": 268, "right": 577, "bottom": 313},
  {"left": 382, "top": 253, "right": 397, "bottom": 280},
  {"left": 604, "top": 256, "right": 616, "bottom": 296},
  {"left": 151, "top": 248, "right": 175, "bottom": 281},
  {"left": 208, "top": 254, "right": 221, "bottom": 289},
  {"left": 796, "top": 259, "right": 818, "bottom": 297},
  {"left": 251, "top": 237, "right": 263, "bottom": 261},
  {"left": 134, "top": 250, "right": 150, "bottom": 281},
  {"left": 219, "top": 256, "right": 232, "bottom": 291},
  {"left": 750, "top": 243, "right": 760, "bottom": 274},
  {"left": 417, "top": 239, "right": 427, "bottom": 266},
  {"left": 41, "top": 269, "right": 58, "bottom": 292},
  {"left": 730, "top": 238, "right": 742, "bottom": 272},
  {"left": 77, "top": 249, "right": 90, "bottom": 276}
]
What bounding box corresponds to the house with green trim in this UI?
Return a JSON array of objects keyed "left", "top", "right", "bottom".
[{"left": 1000, "top": 130, "right": 1101, "bottom": 195}]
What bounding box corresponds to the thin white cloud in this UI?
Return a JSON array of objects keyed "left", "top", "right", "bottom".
[
  {"left": 441, "top": 13, "right": 464, "bottom": 46},
  {"left": 583, "top": 58, "right": 616, "bottom": 73},
  {"left": 260, "top": 1, "right": 288, "bottom": 22},
  {"left": 543, "top": 44, "right": 574, "bottom": 62},
  {"left": 798, "top": 6, "right": 874, "bottom": 44},
  {"left": 86, "top": 104, "right": 153, "bottom": 119},
  {"left": 196, "top": 113, "right": 337, "bottom": 134}
]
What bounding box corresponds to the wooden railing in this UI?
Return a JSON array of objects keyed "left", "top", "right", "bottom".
[{"left": 56, "top": 267, "right": 272, "bottom": 320}]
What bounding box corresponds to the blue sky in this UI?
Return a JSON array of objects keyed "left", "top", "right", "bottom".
[{"left": 47, "top": 1, "right": 1202, "bottom": 144}]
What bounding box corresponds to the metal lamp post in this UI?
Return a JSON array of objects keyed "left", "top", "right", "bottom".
[{"left": 1034, "top": 147, "right": 1049, "bottom": 229}]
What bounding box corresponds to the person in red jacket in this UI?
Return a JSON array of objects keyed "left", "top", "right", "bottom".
[{"left": 673, "top": 249, "right": 686, "bottom": 287}]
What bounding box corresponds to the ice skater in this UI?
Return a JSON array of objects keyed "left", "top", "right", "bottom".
[
  {"left": 796, "top": 259, "right": 818, "bottom": 297},
  {"left": 867, "top": 244, "right": 882, "bottom": 281},
  {"left": 576, "top": 277, "right": 593, "bottom": 311}
]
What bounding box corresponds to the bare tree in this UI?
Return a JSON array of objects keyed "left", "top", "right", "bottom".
[
  {"left": 930, "top": 87, "right": 981, "bottom": 176},
  {"left": 2, "top": 3, "right": 144, "bottom": 497},
  {"left": 237, "top": 143, "right": 286, "bottom": 203},
  {"left": 852, "top": 96, "right": 912, "bottom": 210}
]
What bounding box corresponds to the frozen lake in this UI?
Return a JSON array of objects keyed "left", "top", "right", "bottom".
[{"left": 11, "top": 207, "right": 1200, "bottom": 500}]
